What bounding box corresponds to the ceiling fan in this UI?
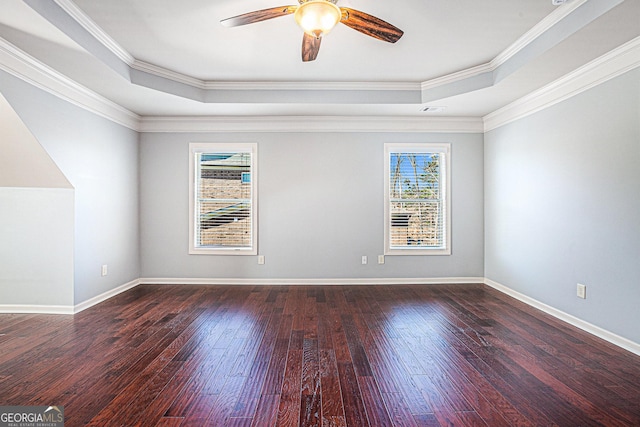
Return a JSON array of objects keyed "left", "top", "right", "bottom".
[{"left": 220, "top": 0, "right": 404, "bottom": 62}]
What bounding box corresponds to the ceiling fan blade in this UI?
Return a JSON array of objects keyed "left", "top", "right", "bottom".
[
  {"left": 339, "top": 8, "right": 403, "bottom": 43},
  {"left": 302, "top": 33, "right": 321, "bottom": 62},
  {"left": 221, "top": 6, "right": 297, "bottom": 27}
]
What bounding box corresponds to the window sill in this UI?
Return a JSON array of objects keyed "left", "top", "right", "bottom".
[
  {"left": 189, "top": 248, "right": 257, "bottom": 256},
  {"left": 384, "top": 248, "right": 451, "bottom": 256}
]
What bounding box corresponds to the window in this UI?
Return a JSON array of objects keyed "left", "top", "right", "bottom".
[
  {"left": 384, "top": 143, "right": 451, "bottom": 255},
  {"left": 189, "top": 143, "right": 257, "bottom": 255}
]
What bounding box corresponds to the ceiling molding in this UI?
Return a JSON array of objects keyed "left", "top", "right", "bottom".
[
  {"left": 484, "top": 36, "right": 640, "bottom": 132},
  {"left": 53, "top": 0, "right": 134, "bottom": 65},
  {"left": 0, "top": 37, "right": 140, "bottom": 130},
  {"left": 138, "top": 115, "right": 484, "bottom": 133},
  {"left": 3, "top": 29, "right": 636, "bottom": 135},
  {"left": 421, "top": 66, "right": 495, "bottom": 103},
  {"left": 25, "top": 0, "right": 623, "bottom": 106},
  {"left": 132, "top": 59, "right": 206, "bottom": 89},
  {"left": 492, "top": 0, "right": 589, "bottom": 66},
  {"left": 203, "top": 81, "right": 420, "bottom": 92},
  {"left": 132, "top": 59, "right": 421, "bottom": 92},
  {"left": 418, "top": 1, "right": 591, "bottom": 94},
  {"left": 420, "top": 0, "right": 624, "bottom": 102},
  {"left": 5, "top": 1, "right": 637, "bottom": 134},
  {"left": 0, "top": 33, "right": 478, "bottom": 133},
  {"left": 128, "top": 67, "right": 424, "bottom": 104},
  {"left": 420, "top": 63, "right": 494, "bottom": 92}
]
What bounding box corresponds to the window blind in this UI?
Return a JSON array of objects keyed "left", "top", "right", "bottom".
[
  {"left": 385, "top": 143, "right": 450, "bottom": 255},
  {"left": 194, "top": 151, "right": 253, "bottom": 250}
]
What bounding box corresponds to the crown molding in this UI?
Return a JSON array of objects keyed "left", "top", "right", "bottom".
[
  {"left": 420, "top": 63, "right": 494, "bottom": 92},
  {"left": 492, "top": 0, "right": 589, "bottom": 67},
  {"left": 484, "top": 36, "right": 640, "bottom": 132},
  {"left": 420, "top": 0, "right": 623, "bottom": 102},
  {"left": 132, "top": 59, "right": 205, "bottom": 89},
  {"left": 5, "top": 0, "right": 638, "bottom": 135},
  {"left": 138, "top": 115, "right": 484, "bottom": 133},
  {"left": 3, "top": 28, "right": 636, "bottom": 135},
  {"left": 131, "top": 63, "right": 420, "bottom": 93},
  {"left": 204, "top": 81, "right": 420, "bottom": 92},
  {"left": 0, "top": 37, "right": 140, "bottom": 130},
  {"left": 54, "top": 0, "right": 134, "bottom": 65},
  {"left": 418, "top": 0, "right": 587, "bottom": 94},
  {"left": 0, "top": 33, "right": 489, "bottom": 134}
]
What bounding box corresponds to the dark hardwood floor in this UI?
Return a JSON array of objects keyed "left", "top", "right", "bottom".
[{"left": 1, "top": 284, "right": 639, "bottom": 426}]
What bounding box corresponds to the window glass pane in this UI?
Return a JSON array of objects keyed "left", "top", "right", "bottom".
[
  {"left": 389, "top": 153, "right": 440, "bottom": 201},
  {"left": 389, "top": 201, "right": 443, "bottom": 248},
  {"left": 197, "top": 152, "right": 252, "bottom": 248},
  {"left": 387, "top": 149, "right": 447, "bottom": 252}
]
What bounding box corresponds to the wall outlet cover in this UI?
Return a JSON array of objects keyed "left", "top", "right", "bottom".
[{"left": 577, "top": 283, "right": 586, "bottom": 299}]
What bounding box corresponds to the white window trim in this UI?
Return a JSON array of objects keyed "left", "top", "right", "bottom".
[
  {"left": 384, "top": 142, "right": 451, "bottom": 256},
  {"left": 189, "top": 142, "right": 258, "bottom": 255}
]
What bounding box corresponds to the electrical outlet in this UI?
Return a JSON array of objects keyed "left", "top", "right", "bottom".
[
  {"left": 361, "top": 256, "right": 368, "bottom": 265},
  {"left": 101, "top": 265, "right": 108, "bottom": 277},
  {"left": 257, "top": 255, "right": 265, "bottom": 265},
  {"left": 378, "top": 255, "right": 385, "bottom": 264},
  {"left": 577, "top": 283, "right": 586, "bottom": 299}
]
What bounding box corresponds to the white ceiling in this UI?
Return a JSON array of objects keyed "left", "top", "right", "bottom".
[{"left": 1, "top": 0, "right": 639, "bottom": 118}]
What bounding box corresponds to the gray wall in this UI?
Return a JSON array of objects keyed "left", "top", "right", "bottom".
[
  {"left": 0, "top": 71, "right": 140, "bottom": 305},
  {"left": 140, "top": 131, "right": 484, "bottom": 280},
  {"left": 484, "top": 68, "right": 640, "bottom": 343}
]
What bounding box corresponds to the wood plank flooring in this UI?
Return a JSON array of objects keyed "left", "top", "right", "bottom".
[{"left": 1, "top": 284, "right": 639, "bottom": 426}]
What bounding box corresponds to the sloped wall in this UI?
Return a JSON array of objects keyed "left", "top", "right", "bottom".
[
  {"left": 0, "top": 72, "right": 140, "bottom": 307},
  {"left": 0, "top": 92, "right": 74, "bottom": 309}
]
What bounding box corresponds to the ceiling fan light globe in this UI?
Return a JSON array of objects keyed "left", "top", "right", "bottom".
[{"left": 294, "top": 1, "right": 341, "bottom": 38}]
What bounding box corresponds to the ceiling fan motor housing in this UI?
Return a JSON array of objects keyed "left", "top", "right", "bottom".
[{"left": 295, "top": 0, "right": 342, "bottom": 38}]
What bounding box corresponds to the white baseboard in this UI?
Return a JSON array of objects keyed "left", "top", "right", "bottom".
[
  {"left": 0, "top": 278, "right": 479, "bottom": 314},
  {"left": 138, "top": 277, "right": 486, "bottom": 286},
  {"left": 0, "top": 279, "right": 140, "bottom": 315},
  {"left": 73, "top": 278, "right": 140, "bottom": 313},
  {"left": 484, "top": 278, "right": 640, "bottom": 356},
  {"left": 0, "top": 304, "right": 74, "bottom": 315}
]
